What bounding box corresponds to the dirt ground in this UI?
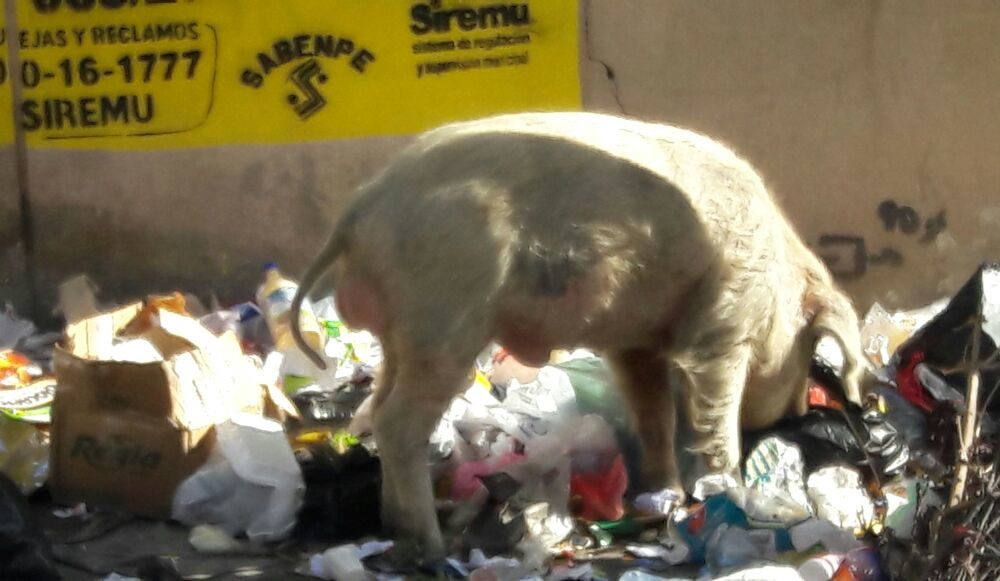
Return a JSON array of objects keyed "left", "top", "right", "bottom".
[{"left": 33, "top": 495, "right": 700, "bottom": 581}]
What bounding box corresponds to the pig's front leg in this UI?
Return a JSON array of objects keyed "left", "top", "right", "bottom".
[
  {"left": 675, "top": 343, "right": 751, "bottom": 478},
  {"left": 607, "top": 348, "right": 683, "bottom": 494}
]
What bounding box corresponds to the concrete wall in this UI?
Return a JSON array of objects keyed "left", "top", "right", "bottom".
[
  {"left": 0, "top": 146, "right": 27, "bottom": 313},
  {"left": 580, "top": 0, "right": 1000, "bottom": 311},
  {"left": 6, "top": 0, "right": 1000, "bottom": 322}
]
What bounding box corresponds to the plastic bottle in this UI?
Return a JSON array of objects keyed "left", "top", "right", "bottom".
[
  {"left": 255, "top": 263, "right": 325, "bottom": 356},
  {"left": 799, "top": 553, "right": 846, "bottom": 581}
]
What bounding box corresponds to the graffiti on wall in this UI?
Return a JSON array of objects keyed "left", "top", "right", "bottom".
[{"left": 813, "top": 200, "right": 948, "bottom": 280}]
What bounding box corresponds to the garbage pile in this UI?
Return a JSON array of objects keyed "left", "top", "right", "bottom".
[{"left": 3, "top": 262, "right": 1000, "bottom": 580}]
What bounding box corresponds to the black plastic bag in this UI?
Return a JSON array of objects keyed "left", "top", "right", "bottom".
[
  {"left": 743, "top": 407, "right": 906, "bottom": 479},
  {"left": 460, "top": 471, "right": 527, "bottom": 556},
  {"left": 893, "top": 262, "right": 1000, "bottom": 417},
  {"left": 292, "top": 442, "right": 382, "bottom": 542},
  {"left": 743, "top": 360, "right": 912, "bottom": 480},
  {"left": 0, "top": 472, "right": 61, "bottom": 580}
]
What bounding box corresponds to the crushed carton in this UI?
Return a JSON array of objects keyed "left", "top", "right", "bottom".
[{"left": 50, "top": 301, "right": 291, "bottom": 518}]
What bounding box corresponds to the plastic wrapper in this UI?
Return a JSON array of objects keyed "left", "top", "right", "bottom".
[
  {"left": 727, "top": 486, "right": 811, "bottom": 530},
  {"left": 789, "top": 517, "right": 862, "bottom": 553},
  {"left": 446, "top": 546, "right": 533, "bottom": 580},
  {"left": 0, "top": 416, "right": 49, "bottom": 495},
  {"left": 461, "top": 472, "right": 528, "bottom": 556},
  {"left": 0, "top": 349, "right": 43, "bottom": 389},
  {"left": 634, "top": 488, "right": 682, "bottom": 516},
  {"left": 291, "top": 383, "right": 372, "bottom": 427},
  {"left": 676, "top": 494, "right": 750, "bottom": 564},
  {"left": 502, "top": 367, "right": 579, "bottom": 419},
  {"left": 882, "top": 478, "right": 943, "bottom": 541},
  {"left": 476, "top": 413, "right": 620, "bottom": 533},
  {"left": 625, "top": 542, "right": 690, "bottom": 565},
  {"left": 412, "top": 373, "right": 504, "bottom": 463},
  {"left": 705, "top": 523, "right": 768, "bottom": 572},
  {"left": 806, "top": 465, "right": 876, "bottom": 534},
  {"left": 304, "top": 540, "right": 393, "bottom": 580},
  {"left": 742, "top": 436, "right": 813, "bottom": 519},
  {"left": 188, "top": 524, "right": 243, "bottom": 554},
  {"left": 693, "top": 473, "right": 741, "bottom": 501},
  {"left": 0, "top": 377, "right": 55, "bottom": 424},
  {"left": 172, "top": 414, "right": 305, "bottom": 543},
  {"left": 860, "top": 300, "right": 948, "bottom": 367},
  {"left": 569, "top": 452, "right": 627, "bottom": 521},
  {"left": 313, "top": 296, "right": 383, "bottom": 375},
  {"left": 522, "top": 502, "right": 573, "bottom": 551},
  {"left": 313, "top": 545, "right": 366, "bottom": 581},
  {"left": 451, "top": 452, "right": 525, "bottom": 501}
]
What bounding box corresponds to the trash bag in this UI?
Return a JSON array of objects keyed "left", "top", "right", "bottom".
[
  {"left": 293, "top": 440, "right": 382, "bottom": 542},
  {"left": 569, "top": 452, "right": 627, "bottom": 521},
  {"left": 554, "top": 357, "right": 645, "bottom": 496},
  {"left": 0, "top": 472, "right": 61, "bottom": 580},
  {"left": 172, "top": 414, "right": 305, "bottom": 543},
  {"left": 744, "top": 357, "right": 912, "bottom": 480},
  {"left": 893, "top": 262, "right": 1000, "bottom": 418},
  {"left": 742, "top": 402, "right": 909, "bottom": 481}
]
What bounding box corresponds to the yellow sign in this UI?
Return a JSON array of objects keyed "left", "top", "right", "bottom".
[
  {"left": 0, "top": 8, "right": 14, "bottom": 146},
  {"left": 13, "top": 0, "right": 581, "bottom": 149}
]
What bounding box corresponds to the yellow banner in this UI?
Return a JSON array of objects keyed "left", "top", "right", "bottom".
[
  {"left": 13, "top": 0, "right": 581, "bottom": 149},
  {"left": 0, "top": 5, "right": 14, "bottom": 146}
]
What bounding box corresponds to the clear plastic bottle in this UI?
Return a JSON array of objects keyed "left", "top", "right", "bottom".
[{"left": 255, "top": 263, "right": 325, "bottom": 356}]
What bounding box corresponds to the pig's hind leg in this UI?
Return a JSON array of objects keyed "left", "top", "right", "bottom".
[
  {"left": 368, "top": 337, "right": 405, "bottom": 536},
  {"left": 371, "top": 328, "right": 489, "bottom": 560}
]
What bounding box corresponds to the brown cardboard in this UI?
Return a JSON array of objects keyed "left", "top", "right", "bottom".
[{"left": 50, "top": 303, "right": 274, "bottom": 518}]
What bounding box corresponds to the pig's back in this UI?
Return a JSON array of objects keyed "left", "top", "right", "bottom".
[{"left": 392, "top": 112, "right": 783, "bottom": 239}]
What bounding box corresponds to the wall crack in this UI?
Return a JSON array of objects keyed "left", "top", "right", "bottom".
[{"left": 583, "top": 0, "right": 625, "bottom": 113}]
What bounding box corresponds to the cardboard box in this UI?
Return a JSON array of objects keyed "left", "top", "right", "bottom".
[{"left": 50, "top": 302, "right": 281, "bottom": 518}]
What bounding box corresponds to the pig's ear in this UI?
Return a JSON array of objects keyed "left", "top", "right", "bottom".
[{"left": 806, "top": 291, "right": 870, "bottom": 405}]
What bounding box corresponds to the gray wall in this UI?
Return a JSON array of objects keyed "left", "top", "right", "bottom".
[{"left": 0, "top": 146, "right": 27, "bottom": 314}]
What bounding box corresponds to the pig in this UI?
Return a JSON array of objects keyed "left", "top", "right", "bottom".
[{"left": 290, "top": 112, "right": 867, "bottom": 558}]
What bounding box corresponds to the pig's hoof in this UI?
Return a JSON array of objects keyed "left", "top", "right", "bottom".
[{"left": 378, "top": 538, "right": 446, "bottom": 573}]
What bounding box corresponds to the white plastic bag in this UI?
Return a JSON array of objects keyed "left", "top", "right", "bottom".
[{"left": 172, "top": 413, "right": 304, "bottom": 543}]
